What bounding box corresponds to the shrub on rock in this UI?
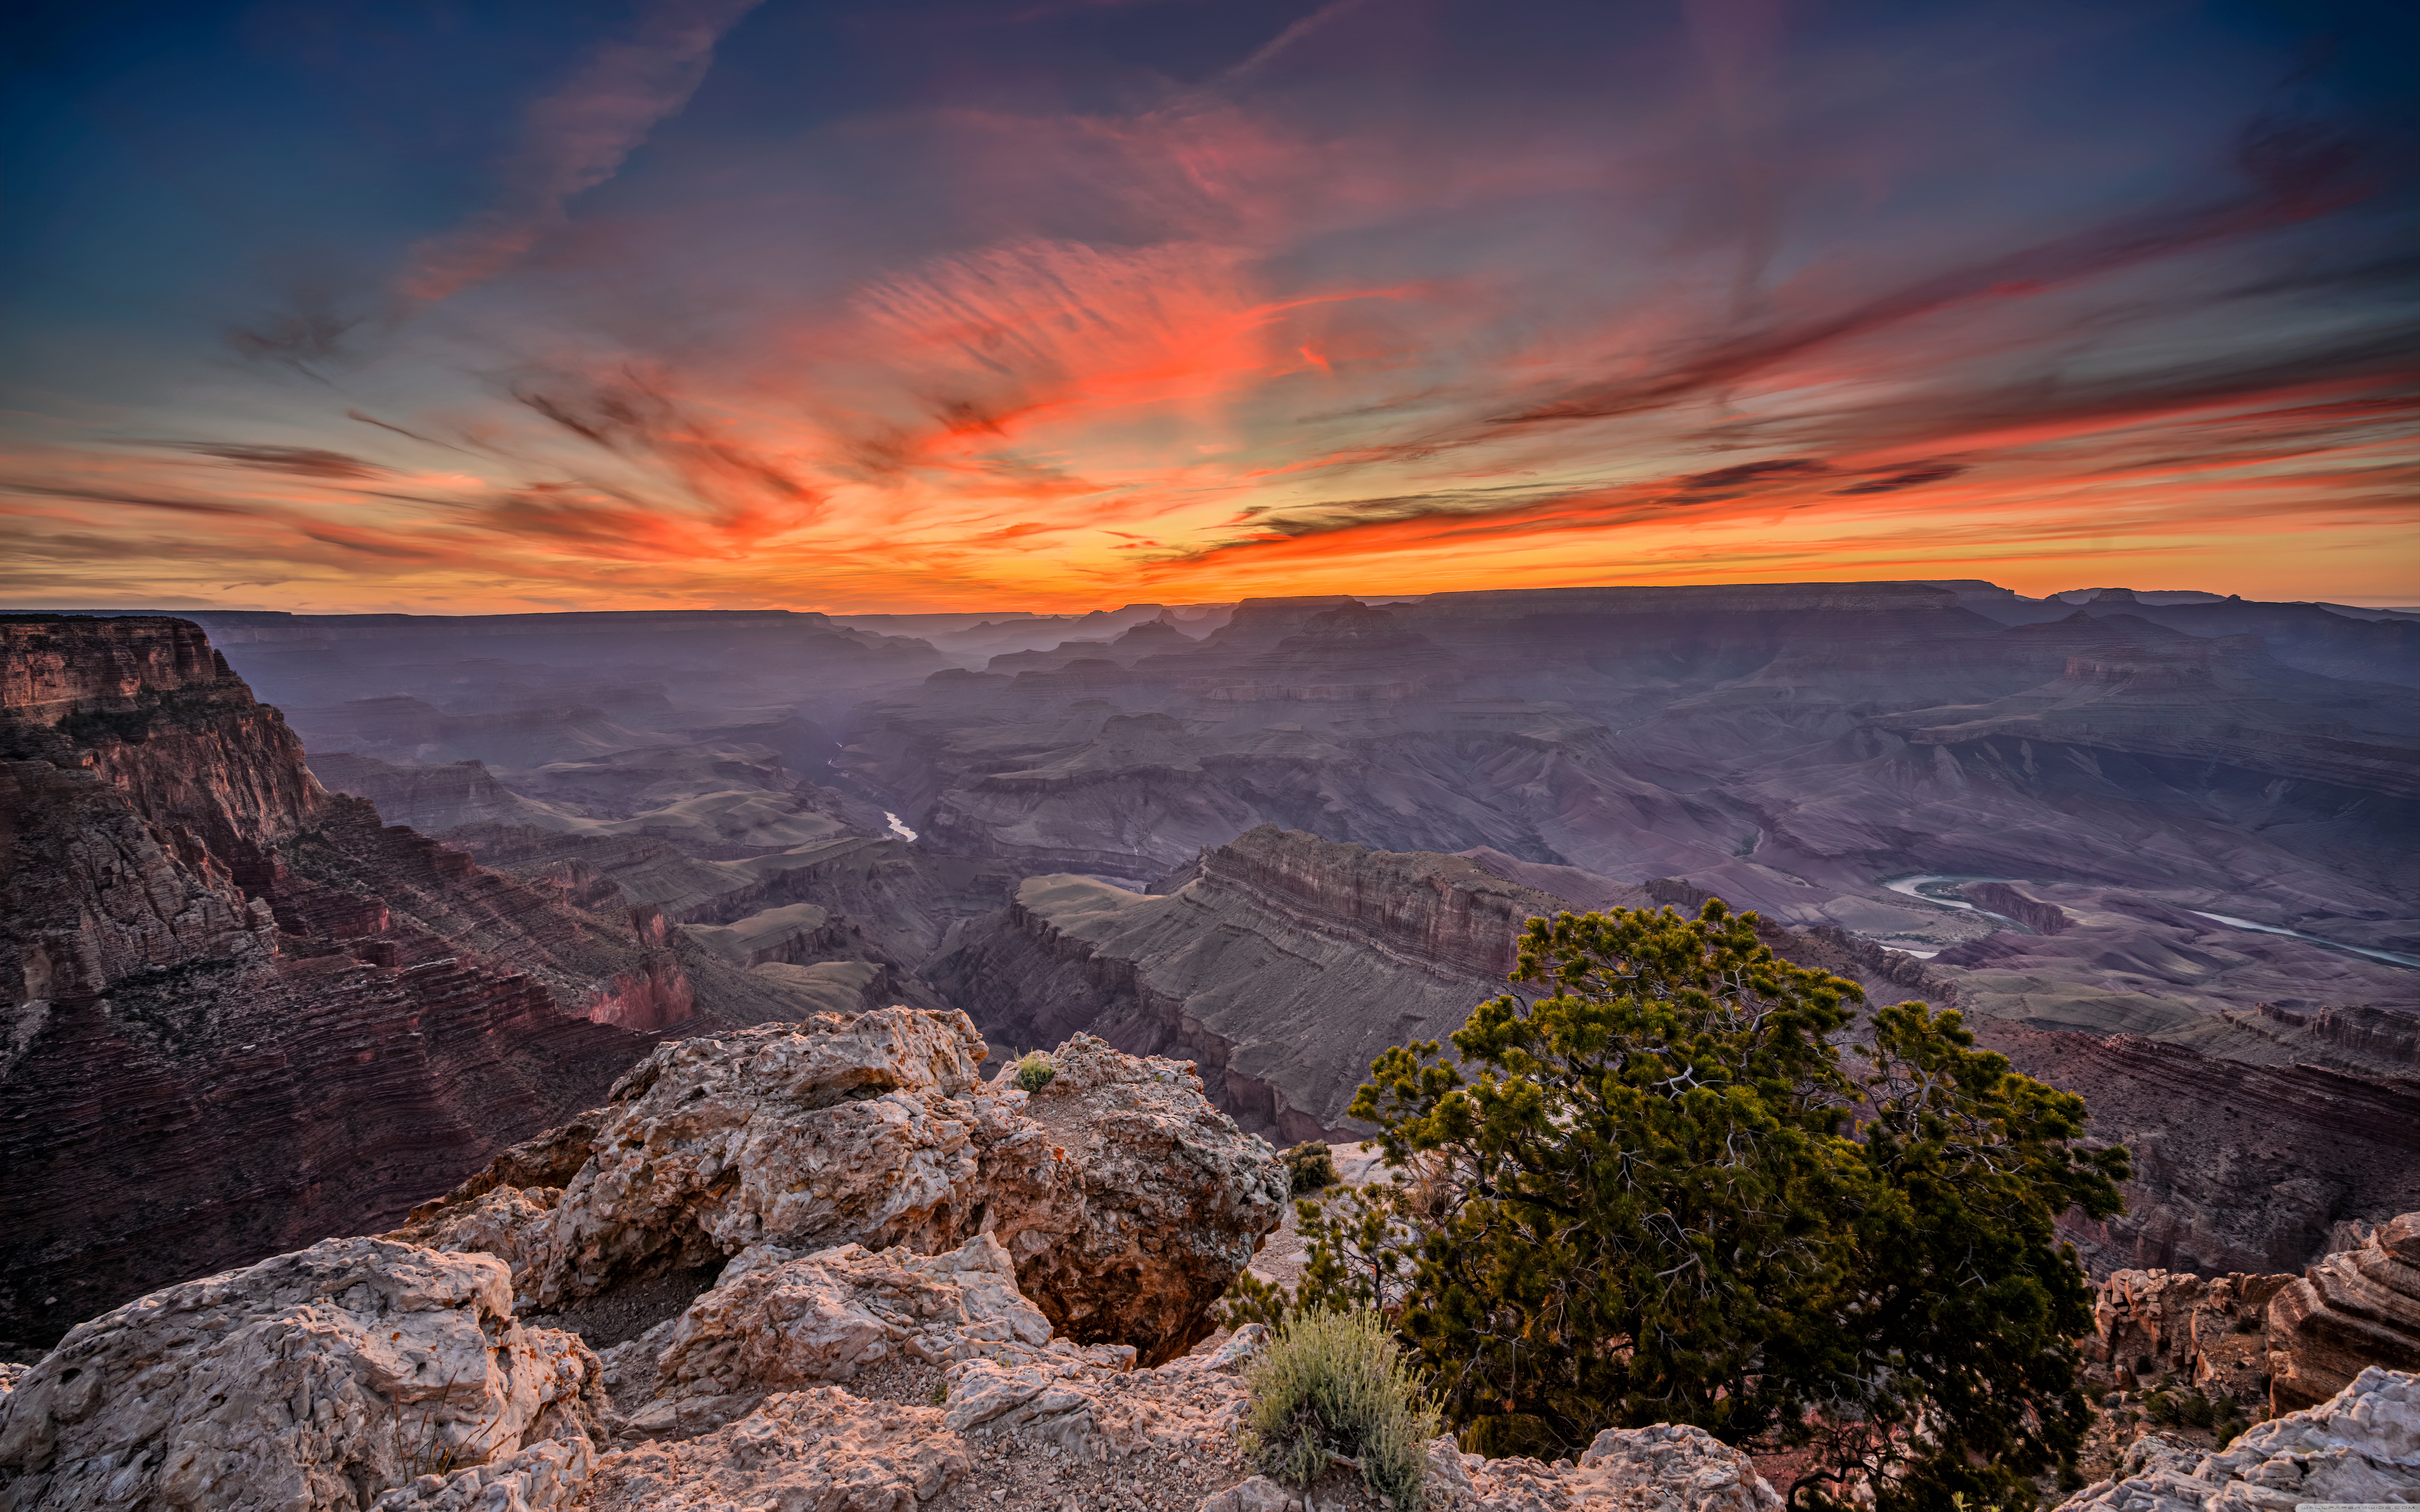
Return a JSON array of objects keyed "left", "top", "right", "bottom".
[
  {"left": 1245, "top": 1309, "right": 1438, "bottom": 1512},
  {"left": 1283, "top": 1141, "right": 1340, "bottom": 1195}
]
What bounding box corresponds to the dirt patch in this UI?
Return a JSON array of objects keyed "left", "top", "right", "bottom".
[{"left": 523, "top": 1263, "right": 724, "bottom": 1349}]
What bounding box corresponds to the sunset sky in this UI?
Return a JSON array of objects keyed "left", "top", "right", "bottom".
[{"left": 4, "top": 0, "right": 2414, "bottom": 613}]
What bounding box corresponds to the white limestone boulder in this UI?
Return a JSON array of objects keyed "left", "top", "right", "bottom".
[{"left": 0, "top": 1238, "right": 602, "bottom": 1512}]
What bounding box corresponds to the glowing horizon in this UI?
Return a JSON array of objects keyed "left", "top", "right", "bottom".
[{"left": 5, "top": 0, "right": 2414, "bottom": 616}]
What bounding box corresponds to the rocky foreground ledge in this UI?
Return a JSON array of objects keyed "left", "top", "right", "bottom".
[
  {"left": 0, "top": 1008, "right": 1782, "bottom": 1512},
  {"left": 1, "top": 1008, "right": 2413, "bottom": 1512},
  {"left": 2053, "top": 1368, "right": 2419, "bottom": 1510}
]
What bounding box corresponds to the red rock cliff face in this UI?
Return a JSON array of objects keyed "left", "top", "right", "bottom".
[
  {"left": 0, "top": 616, "right": 687, "bottom": 1352},
  {"left": 1194, "top": 825, "right": 1571, "bottom": 980},
  {"left": 5, "top": 616, "right": 323, "bottom": 866},
  {"left": 2, "top": 617, "right": 326, "bottom": 998}
]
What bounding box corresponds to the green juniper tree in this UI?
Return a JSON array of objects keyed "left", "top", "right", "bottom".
[{"left": 1281, "top": 900, "right": 2127, "bottom": 1510}]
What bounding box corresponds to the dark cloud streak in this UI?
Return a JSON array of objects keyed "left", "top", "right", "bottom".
[
  {"left": 173, "top": 444, "right": 391, "bottom": 479},
  {"left": 1491, "top": 115, "right": 2371, "bottom": 431}
]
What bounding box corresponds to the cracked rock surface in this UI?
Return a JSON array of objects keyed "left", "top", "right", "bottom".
[
  {"left": 2053, "top": 1366, "right": 2420, "bottom": 1511},
  {"left": 391, "top": 1011, "right": 1285, "bottom": 1369},
  {"left": 0, "top": 1238, "right": 605, "bottom": 1512}
]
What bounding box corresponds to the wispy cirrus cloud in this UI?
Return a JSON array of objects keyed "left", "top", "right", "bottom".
[{"left": 395, "top": 0, "right": 768, "bottom": 309}]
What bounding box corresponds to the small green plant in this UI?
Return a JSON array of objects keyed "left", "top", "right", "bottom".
[
  {"left": 1244, "top": 1309, "right": 1439, "bottom": 1512},
  {"left": 1284, "top": 1141, "right": 1341, "bottom": 1195},
  {"left": 1217, "top": 1269, "right": 1294, "bottom": 1331},
  {"left": 1014, "top": 1052, "right": 1056, "bottom": 1092},
  {"left": 930, "top": 1381, "right": 948, "bottom": 1406}
]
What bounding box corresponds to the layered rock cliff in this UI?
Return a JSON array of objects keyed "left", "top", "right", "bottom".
[
  {"left": 1976, "top": 1024, "right": 2420, "bottom": 1278},
  {"left": 931, "top": 826, "right": 1637, "bottom": 1139},
  {"left": 1873, "top": 623, "right": 2420, "bottom": 797},
  {"left": 0, "top": 616, "right": 748, "bottom": 1353},
  {"left": 2267, "top": 1212, "right": 2420, "bottom": 1411}
]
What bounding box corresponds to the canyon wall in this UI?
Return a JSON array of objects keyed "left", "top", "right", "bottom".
[
  {"left": 0, "top": 616, "right": 703, "bottom": 1352},
  {"left": 1980, "top": 1024, "right": 2420, "bottom": 1277},
  {"left": 933, "top": 826, "right": 1646, "bottom": 1139}
]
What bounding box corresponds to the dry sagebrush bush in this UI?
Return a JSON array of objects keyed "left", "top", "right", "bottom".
[{"left": 1244, "top": 1309, "right": 1439, "bottom": 1512}]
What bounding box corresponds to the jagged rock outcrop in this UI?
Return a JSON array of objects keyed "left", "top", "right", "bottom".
[
  {"left": 0, "top": 1025, "right": 1296, "bottom": 1512},
  {"left": 1002, "top": 1033, "right": 1294, "bottom": 1357},
  {"left": 0, "top": 1005, "right": 1816, "bottom": 1512},
  {"left": 2267, "top": 1211, "right": 2420, "bottom": 1412},
  {"left": 392, "top": 1010, "right": 1008, "bottom": 1307},
  {"left": 1423, "top": 1425, "right": 1781, "bottom": 1512},
  {"left": 934, "top": 827, "right": 1632, "bottom": 1139},
  {"left": 2083, "top": 1268, "right": 2292, "bottom": 1399},
  {"left": 0, "top": 1238, "right": 606, "bottom": 1512},
  {"left": 2053, "top": 1367, "right": 2420, "bottom": 1510},
  {"left": 391, "top": 1010, "right": 1285, "bottom": 1366},
  {"left": 609, "top": 1235, "right": 1069, "bottom": 1439},
  {"left": 591, "top": 1292, "right": 1265, "bottom": 1510}
]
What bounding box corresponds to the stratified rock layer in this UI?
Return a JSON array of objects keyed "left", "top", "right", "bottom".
[
  {"left": 0, "top": 616, "right": 710, "bottom": 1351},
  {"left": 2267, "top": 1211, "right": 2420, "bottom": 1412},
  {"left": 934, "top": 827, "right": 1637, "bottom": 1138},
  {"left": 1977, "top": 1024, "right": 2420, "bottom": 1280}
]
